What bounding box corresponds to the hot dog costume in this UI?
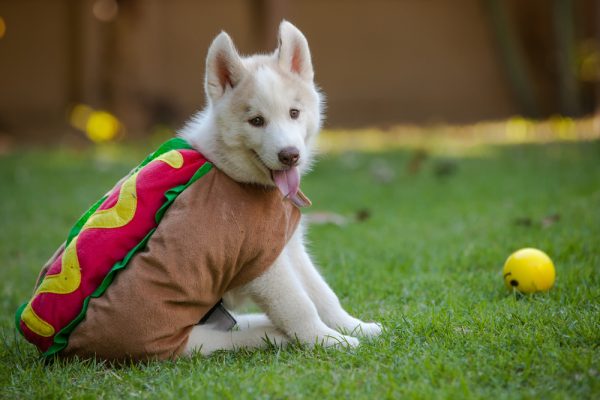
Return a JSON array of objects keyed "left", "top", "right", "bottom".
[{"left": 15, "top": 138, "right": 304, "bottom": 362}]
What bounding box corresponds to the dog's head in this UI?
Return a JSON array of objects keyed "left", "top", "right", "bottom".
[{"left": 198, "top": 21, "right": 323, "bottom": 202}]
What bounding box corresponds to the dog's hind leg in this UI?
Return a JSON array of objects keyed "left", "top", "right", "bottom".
[
  {"left": 234, "top": 313, "right": 273, "bottom": 330},
  {"left": 183, "top": 316, "right": 289, "bottom": 356},
  {"left": 287, "top": 223, "right": 382, "bottom": 337}
]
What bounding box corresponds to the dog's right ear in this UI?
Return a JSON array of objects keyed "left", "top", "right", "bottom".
[{"left": 205, "top": 32, "right": 245, "bottom": 102}]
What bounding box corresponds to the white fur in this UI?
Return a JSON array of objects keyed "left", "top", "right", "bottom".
[{"left": 181, "top": 21, "right": 381, "bottom": 356}]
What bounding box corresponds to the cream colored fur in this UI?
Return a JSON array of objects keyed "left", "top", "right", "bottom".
[{"left": 181, "top": 21, "right": 381, "bottom": 355}]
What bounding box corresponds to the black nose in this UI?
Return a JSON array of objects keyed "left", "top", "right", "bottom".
[{"left": 278, "top": 147, "right": 300, "bottom": 167}]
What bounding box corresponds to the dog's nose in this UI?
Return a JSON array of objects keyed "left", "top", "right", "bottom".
[{"left": 278, "top": 147, "right": 300, "bottom": 167}]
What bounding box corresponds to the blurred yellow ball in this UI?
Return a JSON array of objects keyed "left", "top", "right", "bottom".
[
  {"left": 503, "top": 248, "right": 555, "bottom": 294},
  {"left": 86, "top": 111, "right": 120, "bottom": 143}
]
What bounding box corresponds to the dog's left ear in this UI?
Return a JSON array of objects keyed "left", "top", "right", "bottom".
[{"left": 277, "top": 21, "right": 314, "bottom": 82}]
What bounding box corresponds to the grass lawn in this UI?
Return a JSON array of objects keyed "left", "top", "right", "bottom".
[{"left": 0, "top": 138, "right": 599, "bottom": 399}]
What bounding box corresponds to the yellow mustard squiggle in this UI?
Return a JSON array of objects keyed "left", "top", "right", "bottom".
[{"left": 21, "top": 151, "right": 184, "bottom": 337}]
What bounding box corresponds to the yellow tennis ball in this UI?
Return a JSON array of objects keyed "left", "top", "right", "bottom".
[{"left": 503, "top": 248, "right": 556, "bottom": 294}]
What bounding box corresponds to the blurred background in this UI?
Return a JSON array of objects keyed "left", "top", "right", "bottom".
[{"left": 0, "top": 0, "right": 599, "bottom": 145}]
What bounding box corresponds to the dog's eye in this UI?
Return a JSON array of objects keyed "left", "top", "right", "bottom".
[
  {"left": 248, "top": 116, "right": 265, "bottom": 127},
  {"left": 290, "top": 109, "right": 300, "bottom": 120}
]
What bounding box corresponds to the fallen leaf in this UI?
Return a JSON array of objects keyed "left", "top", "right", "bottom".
[
  {"left": 355, "top": 208, "right": 371, "bottom": 222},
  {"left": 407, "top": 149, "right": 428, "bottom": 175},
  {"left": 433, "top": 159, "right": 458, "bottom": 178},
  {"left": 542, "top": 213, "right": 561, "bottom": 228},
  {"left": 370, "top": 159, "right": 395, "bottom": 183},
  {"left": 305, "top": 212, "right": 348, "bottom": 226},
  {"left": 514, "top": 217, "right": 533, "bottom": 227}
]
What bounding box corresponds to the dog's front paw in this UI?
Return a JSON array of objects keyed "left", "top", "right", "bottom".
[
  {"left": 354, "top": 322, "right": 383, "bottom": 338},
  {"left": 336, "top": 319, "right": 383, "bottom": 338},
  {"left": 319, "top": 333, "right": 360, "bottom": 349},
  {"left": 294, "top": 328, "right": 360, "bottom": 349}
]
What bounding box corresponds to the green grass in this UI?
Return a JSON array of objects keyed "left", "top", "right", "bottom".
[{"left": 1, "top": 140, "right": 599, "bottom": 399}]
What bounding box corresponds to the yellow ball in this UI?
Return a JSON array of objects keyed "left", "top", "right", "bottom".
[
  {"left": 503, "top": 248, "right": 556, "bottom": 294},
  {"left": 86, "top": 111, "right": 120, "bottom": 143}
]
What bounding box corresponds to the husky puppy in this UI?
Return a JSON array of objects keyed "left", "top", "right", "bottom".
[{"left": 180, "top": 21, "right": 382, "bottom": 355}]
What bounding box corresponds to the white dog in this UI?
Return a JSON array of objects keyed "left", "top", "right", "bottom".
[{"left": 180, "top": 21, "right": 382, "bottom": 355}]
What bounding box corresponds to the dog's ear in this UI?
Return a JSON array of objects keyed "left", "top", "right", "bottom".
[
  {"left": 277, "top": 21, "right": 314, "bottom": 82},
  {"left": 205, "top": 31, "right": 245, "bottom": 102}
]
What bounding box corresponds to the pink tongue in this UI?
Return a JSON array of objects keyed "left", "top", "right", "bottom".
[{"left": 272, "top": 166, "right": 300, "bottom": 199}]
